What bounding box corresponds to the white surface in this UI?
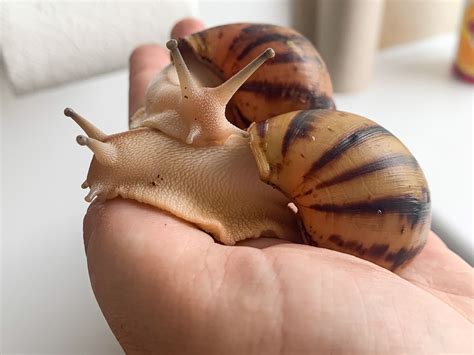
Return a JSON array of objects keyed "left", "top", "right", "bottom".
[
  {"left": 1, "top": 1, "right": 198, "bottom": 94},
  {"left": 1, "top": 70, "right": 128, "bottom": 354},
  {"left": 1, "top": 19, "right": 472, "bottom": 355}
]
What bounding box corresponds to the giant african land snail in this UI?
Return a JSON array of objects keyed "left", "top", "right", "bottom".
[{"left": 66, "top": 24, "right": 431, "bottom": 270}]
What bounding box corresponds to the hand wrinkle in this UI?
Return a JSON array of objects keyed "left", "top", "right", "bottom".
[
  {"left": 192, "top": 242, "right": 214, "bottom": 295},
  {"left": 211, "top": 247, "right": 232, "bottom": 299},
  {"left": 349, "top": 274, "right": 371, "bottom": 350},
  {"left": 261, "top": 251, "right": 285, "bottom": 355},
  {"left": 171, "top": 237, "right": 195, "bottom": 283},
  {"left": 390, "top": 294, "right": 410, "bottom": 352},
  {"left": 404, "top": 276, "right": 474, "bottom": 299}
]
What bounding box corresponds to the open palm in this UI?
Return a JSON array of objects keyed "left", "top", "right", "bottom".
[{"left": 84, "top": 19, "right": 473, "bottom": 354}]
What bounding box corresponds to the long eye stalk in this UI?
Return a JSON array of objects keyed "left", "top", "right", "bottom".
[
  {"left": 76, "top": 135, "right": 117, "bottom": 166},
  {"left": 64, "top": 108, "right": 107, "bottom": 141},
  {"left": 214, "top": 48, "right": 275, "bottom": 105},
  {"left": 166, "top": 39, "right": 195, "bottom": 94}
]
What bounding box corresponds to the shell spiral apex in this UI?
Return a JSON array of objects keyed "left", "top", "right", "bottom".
[{"left": 67, "top": 23, "right": 431, "bottom": 271}]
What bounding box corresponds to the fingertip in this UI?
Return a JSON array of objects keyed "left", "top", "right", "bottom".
[{"left": 170, "top": 17, "right": 205, "bottom": 39}]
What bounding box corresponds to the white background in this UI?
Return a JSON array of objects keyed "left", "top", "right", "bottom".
[{"left": 1, "top": 2, "right": 472, "bottom": 354}]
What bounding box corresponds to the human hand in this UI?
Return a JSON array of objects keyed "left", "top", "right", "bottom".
[{"left": 84, "top": 18, "right": 473, "bottom": 354}]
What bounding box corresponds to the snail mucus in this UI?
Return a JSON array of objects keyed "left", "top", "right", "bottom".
[{"left": 67, "top": 24, "right": 431, "bottom": 271}]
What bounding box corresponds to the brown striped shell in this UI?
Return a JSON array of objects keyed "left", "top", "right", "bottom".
[
  {"left": 248, "top": 110, "right": 431, "bottom": 270},
  {"left": 178, "top": 23, "right": 335, "bottom": 128}
]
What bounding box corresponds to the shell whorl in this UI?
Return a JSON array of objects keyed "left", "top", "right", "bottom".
[
  {"left": 249, "top": 110, "right": 431, "bottom": 270},
  {"left": 178, "top": 23, "right": 335, "bottom": 128}
]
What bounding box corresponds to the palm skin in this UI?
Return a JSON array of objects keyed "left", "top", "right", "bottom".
[{"left": 84, "top": 19, "right": 473, "bottom": 354}]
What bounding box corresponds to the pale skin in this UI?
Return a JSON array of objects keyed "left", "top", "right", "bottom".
[{"left": 85, "top": 18, "right": 473, "bottom": 354}]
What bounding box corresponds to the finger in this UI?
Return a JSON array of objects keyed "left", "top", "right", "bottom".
[
  {"left": 170, "top": 17, "right": 205, "bottom": 39},
  {"left": 129, "top": 44, "right": 170, "bottom": 117}
]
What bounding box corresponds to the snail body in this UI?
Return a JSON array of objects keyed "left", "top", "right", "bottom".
[
  {"left": 73, "top": 124, "right": 299, "bottom": 246},
  {"left": 67, "top": 23, "right": 430, "bottom": 270}
]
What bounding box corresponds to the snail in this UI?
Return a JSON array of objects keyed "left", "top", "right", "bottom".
[{"left": 66, "top": 23, "right": 431, "bottom": 271}]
